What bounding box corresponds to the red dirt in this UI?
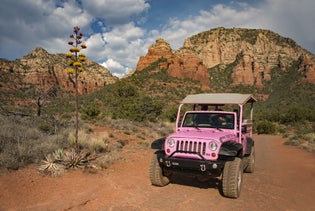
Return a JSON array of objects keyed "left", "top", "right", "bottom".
[{"left": 1, "top": 134, "right": 315, "bottom": 210}]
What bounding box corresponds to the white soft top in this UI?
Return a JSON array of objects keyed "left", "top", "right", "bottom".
[{"left": 181, "top": 93, "right": 256, "bottom": 105}]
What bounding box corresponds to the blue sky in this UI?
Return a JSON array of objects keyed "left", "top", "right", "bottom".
[{"left": 0, "top": 0, "right": 314, "bottom": 77}]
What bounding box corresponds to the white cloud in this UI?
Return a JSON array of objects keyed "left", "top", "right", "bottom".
[
  {"left": 49, "top": 1, "right": 92, "bottom": 32},
  {"left": 101, "top": 58, "right": 131, "bottom": 78},
  {"left": 0, "top": 0, "right": 315, "bottom": 78},
  {"left": 83, "top": 22, "right": 149, "bottom": 77},
  {"left": 0, "top": 0, "right": 92, "bottom": 57},
  {"left": 252, "top": 0, "right": 315, "bottom": 52},
  {"left": 156, "top": 3, "right": 262, "bottom": 49},
  {"left": 149, "top": 0, "right": 315, "bottom": 55},
  {"left": 82, "top": 0, "right": 150, "bottom": 25},
  {"left": 85, "top": 33, "right": 106, "bottom": 60},
  {"left": 103, "top": 22, "right": 146, "bottom": 53},
  {"left": 92, "top": 22, "right": 148, "bottom": 68},
  {"left": 102, "top": 58, "right": 122, "bottom": 69}
]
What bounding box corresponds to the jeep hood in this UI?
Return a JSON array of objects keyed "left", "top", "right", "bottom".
[{"left": 167, "top": 129, "right": 234, "bottom": 142}]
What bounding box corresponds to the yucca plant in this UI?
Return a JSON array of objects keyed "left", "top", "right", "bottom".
[
  {"left": 62, "top": 148, "right": 90, "bottom": 169},
  {"left": 53, "top": 148, "right": 64, "bottom": 160},
  {"left": 39, "top": 147, "right": 91, "bottom": 175},
  {"left": 38, "top": 152, "right": 64, "bottom": 176}
]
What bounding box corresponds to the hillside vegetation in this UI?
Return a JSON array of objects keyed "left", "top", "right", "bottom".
[
  {"left": 1, "top": 28, "right": 315, "bottom": 171},
  {"left": 1, "top": 56, "right": 315, "bottom": 171},
  {"left": 80, "top": 58, "right": 315, "bottom": 151}
]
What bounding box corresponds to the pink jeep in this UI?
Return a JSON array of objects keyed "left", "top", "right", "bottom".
[{"left": 149, "top": 93, "right": 256, "bottom": 198}]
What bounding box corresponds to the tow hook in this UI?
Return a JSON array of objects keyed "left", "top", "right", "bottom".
[
  {"left": 166, "top": 161, "right": 171, "bottom": 167},
  {"left": 200, "top": 164, "right": 206, "bottom": 171}
]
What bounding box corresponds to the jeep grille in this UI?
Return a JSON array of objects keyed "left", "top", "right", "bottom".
[{"left": 176, "top": 140, "right": 206, "bottom": 155}]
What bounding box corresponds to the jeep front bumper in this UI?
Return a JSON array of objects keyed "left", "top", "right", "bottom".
[{"left": 156, "top": 153, "right": 225, "bottom": 175}]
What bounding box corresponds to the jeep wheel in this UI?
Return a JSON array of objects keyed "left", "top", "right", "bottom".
[
  {"left": 244, "top": 146, "right": 255, "bottom": 173},
  {"left": 222, "top": 157, "right": 243, "bottom": 198},
  {"left": 149, "top": 153, "right": 170, "bottom": 187}
]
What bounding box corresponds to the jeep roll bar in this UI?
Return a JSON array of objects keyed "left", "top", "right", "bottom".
[{"left": 175, "top": 93, "right": 257, "bottom": 143}]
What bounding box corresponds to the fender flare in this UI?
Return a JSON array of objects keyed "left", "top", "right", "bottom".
[
  {"left": 219, "top": 141, "right": 243, "bottom": 157},
  {"left": 151, "top": 137, "right": 165, "bottom": 150},
  {"left": 245, "top": 137, "right": 254, "bottom": 156}
]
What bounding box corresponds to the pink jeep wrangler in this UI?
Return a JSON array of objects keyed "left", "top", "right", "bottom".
[{"left": 149, "top": 93, "right": 256, "bottom": 198}]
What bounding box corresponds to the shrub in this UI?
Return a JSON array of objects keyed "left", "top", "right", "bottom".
[
  {"left": 284, "top": 134, "right": 302, "bottom": 146},
  {"left": 67, "top": 129, "right": 109, "bottom": 153},
  {"left": 0, "top": 114, "right": 68, "bottom": 169},
  {"left": 80, "top": 101, "right": 101, "bottom": 120},
  {"left": 162, "top": 104, "right": 178, "bottom": 122},
  {"left": 93, "top": 151, "right": 121, "bottom": 169},
  {"left": 112, "top": 94, "right": 162, "bottom": 122},
  {"left": 38, "top": 122, "right": 55, "bottom": 134},
  {"left": 255, "top": 120, "right": 276, "bottom": 134},
  {"left": 303, "top": 133, "right": 315, "bottom": 143}
]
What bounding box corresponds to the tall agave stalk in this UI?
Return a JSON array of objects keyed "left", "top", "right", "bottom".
[{"left": 66, "top": 26, "right": 87, "bottom": 151}]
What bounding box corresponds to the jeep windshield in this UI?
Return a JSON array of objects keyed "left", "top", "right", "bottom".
[{"left": 182, "top": 112, "right": 235, "bottom": 129}]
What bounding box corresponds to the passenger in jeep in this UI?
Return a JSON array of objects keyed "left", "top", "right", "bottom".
[{"left": 213, "top": 114, "right": 234, "bottom": 129}]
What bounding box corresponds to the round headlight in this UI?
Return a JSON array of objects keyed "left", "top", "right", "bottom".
[
  {"left": 167, "top": 139, "right": 175, "bottom": 148},
  {"left": 209, "top": 141, "right": 218, "bottom": 151}
]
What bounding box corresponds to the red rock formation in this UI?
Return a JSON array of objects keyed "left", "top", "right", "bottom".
[
  {"left": 299, "top": 55, "right": 315, "bottom": 83},
  {"left": 136, "top": 38, "right": 173, "bottom": 71},
  {"left": 136, "top": 39, "right": 210, "bottom": 88},
  {"left": 167, "top": 50, "right": 209, "bottom": 87},
  {"left": 184, "top": 28, "right": 315, "bottom": 87},
  {"left": 0, "top": 47, "right": 118, "bottom": 95},
  {"left": 135, "top": 28, "right": 315, "bottom": 89}
]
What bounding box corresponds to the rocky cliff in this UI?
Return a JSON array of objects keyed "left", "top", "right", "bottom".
[
  {"left": 135, "top": 27, "right": 315, "bottom": 89},
  {"left": 0, "top": 47, "right": 118, "bottom": 95},
  {"left": 136, "top": 39, "right": 210, "bottom": 88}
]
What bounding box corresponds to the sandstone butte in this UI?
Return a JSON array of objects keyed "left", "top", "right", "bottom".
[
  {"left": 1, "top": 27, "right": 315, "bottom": 95},
  {"left": 135, "top": 27, "right": 315, "bottom": 89},
  {"left": 0, "top": 47, "right": 118, "bottom": 95}
]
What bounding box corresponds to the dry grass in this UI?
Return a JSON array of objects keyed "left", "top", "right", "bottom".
[
  {"left": 0, "top": 114, "right": 69, "bottom": 170},
  {"left": 67, "top": 130, "right": 110, "bottom": 153},
  {"left": 0, "top": 100, "right": 180, "bottom": 173},
  {"left": 300, "top": 133, "right": 315, "bottom": 152},
  {"left": 284, "top": 132, "right": 315, "bottom": 153}
]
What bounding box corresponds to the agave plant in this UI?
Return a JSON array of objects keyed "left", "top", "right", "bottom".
[
  {"left": 53, "top": 148, "right": 64, "bottom": 160},
  {"left": 38, "top": 153, "right": 64, "bottom": 176},
  {"left": 39, "top": 148, "right": 91, "bottom": 175},
  {"left": 62, "top": 148, "right": 90, "bottom": 169},
  {"left": 66, "top": 26, "right": 87, "bottom": 151}
]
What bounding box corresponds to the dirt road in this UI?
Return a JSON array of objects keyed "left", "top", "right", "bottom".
[{"left": 1, "top": 135, "right": 315, "bottom": 210}]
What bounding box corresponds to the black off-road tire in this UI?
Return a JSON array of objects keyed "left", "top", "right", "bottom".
[
  {"left": 222, "top": 157, "right": 243, "bottom": 198},
  {"left": 244, "top": 146, "right": 255, "bottom": 173},
  {"left": 149, "top": 153, "right": 170, "bottom": 187}
]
